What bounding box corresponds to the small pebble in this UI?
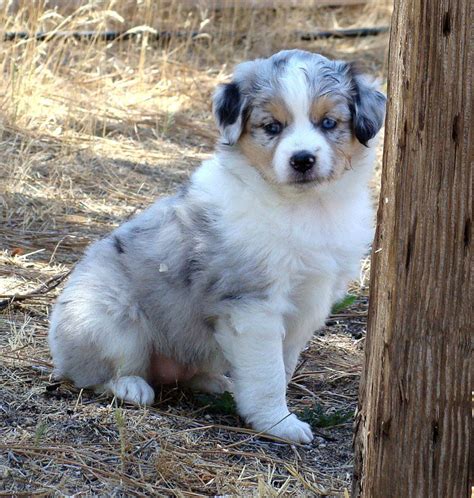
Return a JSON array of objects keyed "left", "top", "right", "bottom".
[{"left": 0, "top": 465, "right": 10, "bottom": 479}]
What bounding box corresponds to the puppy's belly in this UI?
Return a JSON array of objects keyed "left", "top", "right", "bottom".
[{"left": 148, "top": 350, "right": 198, "bottom": 385}]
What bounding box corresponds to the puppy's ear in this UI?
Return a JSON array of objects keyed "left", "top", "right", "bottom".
[
  {"left": 213, "top": 82, "right": 247, "bottom": 145},
  {"left": 347, "top": 64, "right": 386, "bottom": 146}
]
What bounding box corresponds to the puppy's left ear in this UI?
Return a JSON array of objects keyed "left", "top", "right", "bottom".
[
  {"left": 213, "top": 82, "right": 247, "bottom": 146},
  {"left": 348, "top": 66, "right": 387, "bottom": 146}
]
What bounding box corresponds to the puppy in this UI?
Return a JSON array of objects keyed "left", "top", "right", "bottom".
[{"left": 49, "top": 50, "right": 385, "bottom": 443}]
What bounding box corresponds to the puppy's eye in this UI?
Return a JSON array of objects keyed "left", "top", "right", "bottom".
[
  {"left": 263, "top": 121, "right": 283, "bottom": 135},
  {"left": 321, "top": 118, "right": 337, "bottom": 130}
]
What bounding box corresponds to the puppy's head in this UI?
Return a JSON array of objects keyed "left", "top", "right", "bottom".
[{"left": 213, "top": 50, "right": 386, "bottom": 187}]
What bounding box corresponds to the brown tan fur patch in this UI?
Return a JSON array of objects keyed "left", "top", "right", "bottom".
[
  {"left": 310, "top": 95, "right": 350, "bottom": 124},
  {"left": 237, "top": 97, "right": 293, "bottom": 172},
  {"left": 265, "top": 98, "right": 293, "bottom": 126},
  {"left": 238, "top": 132, "right": 274, "bottom": 177}
]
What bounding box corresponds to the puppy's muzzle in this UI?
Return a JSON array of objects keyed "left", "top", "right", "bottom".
[{"left": 289, "top": 150, "right": 316, "bottom": 173}]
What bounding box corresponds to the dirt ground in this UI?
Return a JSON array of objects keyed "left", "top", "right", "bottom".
[{"left": 0, "top": 2, "right": 391, "bottom": 496}]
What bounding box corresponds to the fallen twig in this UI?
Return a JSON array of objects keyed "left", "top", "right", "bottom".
[
  {"left": 3, "top": 26, "right": 390, "bottom": 43},
  {"left": 0, "top": 270, "right": 71, "bottom": 310}
]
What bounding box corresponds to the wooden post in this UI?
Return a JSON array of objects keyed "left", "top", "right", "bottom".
[{"left": 353, "top": 0, "right": 472, "bottom": 497}]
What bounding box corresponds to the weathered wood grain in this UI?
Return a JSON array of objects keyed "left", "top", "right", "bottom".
[{"left": 353, "top": 0, "right": 472, "bottom": 497}]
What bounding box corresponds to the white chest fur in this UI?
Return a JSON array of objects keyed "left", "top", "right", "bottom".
[{"left": 193, "top": 155, "right": 374, "bottom": 318}]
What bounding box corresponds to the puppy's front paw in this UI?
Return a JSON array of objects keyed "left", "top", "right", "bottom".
[
  {"left": 105, "top": 375, "right": 155, "bottom": 405},
  {"left": 261, "top": 414, "right": 313, "bottom": 444}
]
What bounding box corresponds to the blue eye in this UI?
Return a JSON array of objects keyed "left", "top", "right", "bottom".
[
  {"left": 321, "top": 118, "right": 337, "bottom": 130},
  {"left": 263, "top": 121, "right": 283, "bottom": 135}
]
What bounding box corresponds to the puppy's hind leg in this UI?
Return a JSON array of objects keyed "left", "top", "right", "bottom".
[
  {"left": 50, "top": 302, "right": 155, "bottom": 406},
  {"left": 186, "top": 373, "right": 233, "bottom": 394},
  {"left": 101, "top": 376, "right": 155, "bottom": 405},
  {"left": 94, "top": 327, "right": 156, "bottom": 405},
  {"left": 183, "top": 353, "right": 233, "bottom": 394}
]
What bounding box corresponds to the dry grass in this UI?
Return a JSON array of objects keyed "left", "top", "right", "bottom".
[{"left": 0, "top": 1, "right": 390, "bottom": 495}]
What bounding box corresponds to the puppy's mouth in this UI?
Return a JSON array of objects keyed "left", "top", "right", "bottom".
[
  {"left": 294, "top": 176, "right": 318, "bottom": 184},
  {"left": 288, "top": 171, "right": 329, "bottom": 185}
]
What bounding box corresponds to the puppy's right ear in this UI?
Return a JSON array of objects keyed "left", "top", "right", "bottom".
[{"left": 213, "top": 82, "right": 246, "bottom": 145}]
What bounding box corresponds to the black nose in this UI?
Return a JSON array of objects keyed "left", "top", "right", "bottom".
[{"left": 290, "top": 151, "right": 316, "bottom": 173}]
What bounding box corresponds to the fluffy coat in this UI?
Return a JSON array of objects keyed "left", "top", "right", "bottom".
[{"left": 49, "top": 50, "right": 386, "bottom": 443}]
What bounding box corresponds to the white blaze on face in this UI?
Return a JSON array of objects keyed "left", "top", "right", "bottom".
[{"left": 272, "top": 61, "right": 334, "bottom": 183}]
